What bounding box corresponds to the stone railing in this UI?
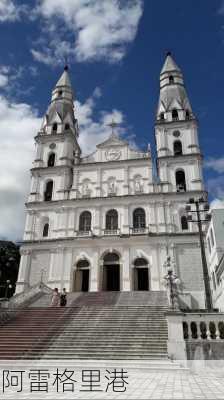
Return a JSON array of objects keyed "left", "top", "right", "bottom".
[
  {"left": 9, "top": 282, "right": 52, "bottom": 309},
  {"left": 166, "top": 311, "right": 224, "bottom": 361},
  {"left": 103, "top": 229, "right": 120, "bottom": 236},
  {"left": 76, "top": 230, "right": 93, "bottom": 237},
  {"left": 182, "top": 313, "right": 224, "bottom": 340},
  {"left": 129, "top": 227, "right": 148, "bottom": 235}
]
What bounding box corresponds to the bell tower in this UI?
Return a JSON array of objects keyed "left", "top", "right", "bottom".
[
  {"left": 29, "top": 66, "right": 81, "bottom": 204},
  {"left": 155, "top": 52, "right": 203, "bottom": 194}
]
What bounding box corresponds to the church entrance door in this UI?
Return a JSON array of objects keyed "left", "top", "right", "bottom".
[
  {"left": 81, "top": 269, "right": 89, "bottom": 292},
  {"left": 133, "top": 258, "right": 149, "bottom": 291},
  {"left": 137, "top": 268, "right": 149, "bottom": 291},
  {"left": 74, "top": 260, "right": 90, "bottom": 292},
  {"left": 102, "top": 253, "right": 120, "bottom": 291}
]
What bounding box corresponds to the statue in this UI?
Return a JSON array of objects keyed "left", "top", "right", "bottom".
[
  {"left": 135, "top": 179, "right": 142, "bottom": 192},
  {"left": 162, "top": 256, "right": 180, "bottom": 310}
]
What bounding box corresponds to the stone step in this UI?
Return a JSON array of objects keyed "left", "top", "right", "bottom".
[{"left": 1, "top": 291, "right": 169, "bottom": 360}]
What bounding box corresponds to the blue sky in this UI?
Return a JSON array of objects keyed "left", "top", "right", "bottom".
[{"left": 0, "top": 0, "right": 224, "bottom": 241}]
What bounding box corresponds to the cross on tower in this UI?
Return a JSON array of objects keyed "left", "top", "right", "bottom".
[
  {"left": 64, "top": 55, "right": 69, "bottom": 71},
  {"left": 107, "top": 119, "right": 120, "bottom": 135}
]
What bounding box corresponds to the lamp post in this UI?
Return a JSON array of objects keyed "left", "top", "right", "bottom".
[
  {"left": 5, "top": 280, "right": 12, "bottom": 299},
  {"left": 185, "top": 197, "right": 212, "bottom": 311},
  {"left": 163, "top": 256, "right": 180, "bottom": 310}
]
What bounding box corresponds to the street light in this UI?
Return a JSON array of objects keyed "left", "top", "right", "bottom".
[
  {"left": 5, "top": 280, "right": 12, "bottom": 299},
  {"left": 185, "top": 197, "right": 212, "bottom": 311},
  {"left": 163, "top": 256, "right": 180, "bottom": 310}
]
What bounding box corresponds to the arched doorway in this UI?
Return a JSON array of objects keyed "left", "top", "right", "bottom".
[
  {"left": 102, "top": 252, "right": 120, "bottom": 291},
  {"left": 133, "top": 258, "right": 149, "bottom": 291},
  {"left": 74, "top": 259, "right": 90, "bottom": 292}
]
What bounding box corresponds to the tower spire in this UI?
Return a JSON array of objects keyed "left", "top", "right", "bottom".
[
  {"left": 156, "top": 53, "right": 194, "bottom": 122},
  {"left": 40, "top": 66, "right": 79, "bottom": 139}
]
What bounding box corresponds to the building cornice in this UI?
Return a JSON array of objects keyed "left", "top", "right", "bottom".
[
  {"left": 25, "top": 189, "right": 208, "bottom": 210},
  {"left": 157, "top": 152, "right": 203, "bottom": 161},
  {"left": 79, "top": 156, "right": 151, "bottom": 168},
  {"left": 20, "top": 231, "right": 201, "bottom": 249},
  {"left": 155, "top": 118, "right": 198, "bottom": 127}
]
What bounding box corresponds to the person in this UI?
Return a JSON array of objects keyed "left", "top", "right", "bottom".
[
  {"left": 50, "top": 288, "right": 60, "bottom": 307},
  {"left": 60, "top": 288, "right": 67, "bottom": 307}
]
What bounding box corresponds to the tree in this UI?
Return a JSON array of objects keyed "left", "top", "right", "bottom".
[{"left": 0, "top": 241, "right": 20, "bottom": 298}]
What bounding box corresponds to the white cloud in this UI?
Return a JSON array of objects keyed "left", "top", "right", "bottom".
[
  {"left": 205, "top": 157, "right": 224, "bottom": 173},
  {"left": 0, "top": 73, "right": 8, "bottom": 87},
  {"left": 0, "top": 96, "right": 41, "bottom": 241},
  {"left": 0, "top": 0, "right": 18, "bottom": 21},
  {"left": 32, "top": 0, "right": 143, "bottom": 65},
  {"left": 206, "top": 176, "right": 224, "bottom": 200},
  {"left": 0, "top": 85, "right": 127, "bottom": 241},
  {"left": 210, "top": 198, "right": 224, "bottom": 210},
  {"left": 0, "top": 0, "right": 27, "bottom": 22},
  {"left": 76, "top": 90, "right": 125, "bottom": 155},
  {"left": 218, "top": 1, "right": 224, "bottom": 15}
]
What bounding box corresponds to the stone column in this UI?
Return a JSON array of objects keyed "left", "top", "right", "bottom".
[
  {"left": 61, "top": 248, "right": 72, "bottom": 291},
  {"left": 90, "top": 252, "right": 98, "bottom": 292},
  {"left": 96, "top": 168, "right": 102, "bottom": 197},
  {"left": 15, "top": 249, "right": 31, "bottom": 293},
  {"left": 93, "top": 207, "right": 101, "bottom": 236},
  {"left": 24, "top": 211, "right": 35, "bottom": 240},
  {"left": 122, "top": 248, "right": 131, "bottom": 291},
  {"left": 123, "top": 166, "right": 129, "bottom": 195},
  {"left": 70, "top": 169, "right": 79, "bottom": 199},
  {"left": 157, "top": 201, "right": 166, "bottom": 233},
  {"left": 149, "top": 202, "right": 157, "bottom": 233},
  {"left": 48, "top": 249, "right": 58, "bottom": 283},
  {"left": 67, "top": 208, "right": 75, "bottom": 237},
  {"left": 48, "top": 247, "right": 64, "bottom": 288},
  {"left": 122, "top": 205, "right": 129, "bottom": 234}
]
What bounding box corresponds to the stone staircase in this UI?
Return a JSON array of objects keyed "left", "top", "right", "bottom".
[{"left": 0, "top": 291, "right": 169, "bottom": 360}]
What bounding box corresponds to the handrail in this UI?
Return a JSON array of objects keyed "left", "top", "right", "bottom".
[{"left": 9, "top": 282, "right": 53, "bottom": 308}]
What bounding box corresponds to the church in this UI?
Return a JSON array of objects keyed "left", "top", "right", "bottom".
[{"left": 16, "top": 53, "right": 207, "bottom": 309}]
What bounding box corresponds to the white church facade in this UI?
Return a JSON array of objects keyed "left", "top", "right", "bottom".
[{"left": 16, "top": 53, "right": 207, "bottom": 308}]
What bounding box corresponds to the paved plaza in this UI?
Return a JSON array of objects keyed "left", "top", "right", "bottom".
[{"left": 1, "top": 361, "right": 224, "bottom": 399}]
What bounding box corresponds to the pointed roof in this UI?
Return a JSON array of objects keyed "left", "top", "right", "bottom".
[
  {"left": 97, "top": 132, "right": 128, "bottom": 148},
  {"left": 55, "top": 65, "right": 72, "bottom": 88},
  {"left": 160, "top": 52, "right": 181, "bottom": 74}
]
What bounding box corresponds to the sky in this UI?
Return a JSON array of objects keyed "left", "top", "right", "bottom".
[{"left": 0, "top": 0, "right": 224, "bottom": 241}]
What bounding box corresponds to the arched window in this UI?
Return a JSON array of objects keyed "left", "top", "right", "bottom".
[
  {"left": 133, "top": 208, "right": 146, "bottom": 229},
  {"left": 172, "top": 109, "right": 179, "bottom": 121},
  {"left": 65, "top": 123, "right": 70, "bottom": 130},
  {"left": 134, "top": 257, "right": 148, "bottom": 267},
  {"left": 52, "top": 123, "right": 57, "bottom": 133},
  {"left": 186, "top": 110, "right": 190, "bottom": 120},
  {"left": 48, "top": 153, "right": 55, "bottom": 167},
  {"left": 57, "top": 90, "right": 63, "bottom": 98},
  {"left": 160, "top": 112, "right": 165, "bottom": 120},
  {"left": 43, "top": 223, "right": 49, "bottom": 237},
  {"left": 104, "top": 252, "right": 119, "bottom": 264},
  {"left": 79, "top": 211, "right": 91, "bottom": 232},
  {"left": 176, "top": 170, "right": 186, "bottom": 192},
  {"left": 44, "top": 180, "right": 53, "bottom": 201},
  {"left": 173, "top": 140, "right": 182, "bottom": 156},
  {"left": 106, "top": 209, "right": 118, "bottom": 230},
  {"left": 181, "top": 216, "right": 188, "bottom": 230},
  {"left": 169, "top": 75, "right": 174, "bottom": 84}
]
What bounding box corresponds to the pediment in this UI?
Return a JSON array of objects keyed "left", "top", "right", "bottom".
[{"left": 96, "top": 133, "right": 128, "bottom": 149}]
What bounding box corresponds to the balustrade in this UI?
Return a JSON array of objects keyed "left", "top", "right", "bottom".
[
  {"left": 103, "top": 229, "right": 120, "bottom": 236},
  {"left": 182, "top": 315, "right": 224, "bottom": 340},
  {"left": 130, "top": 227, "right": 148, "bottom": 235}
]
